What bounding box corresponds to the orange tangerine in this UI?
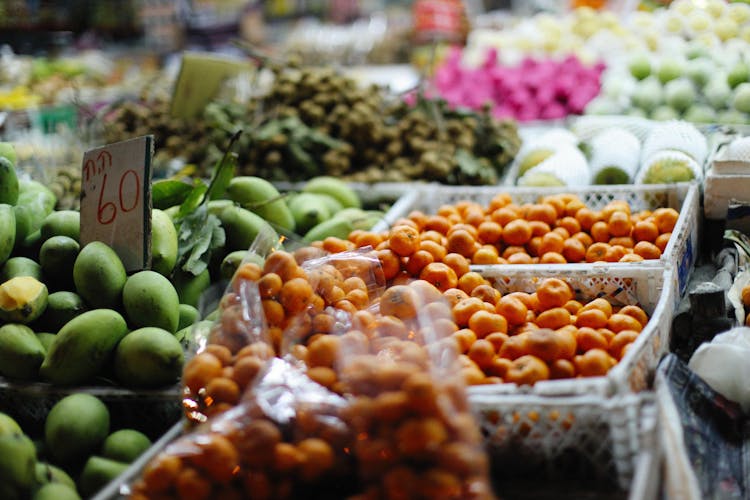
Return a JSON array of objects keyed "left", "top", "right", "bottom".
[
  {"left": 536, "top": 278, "right": 573, "bottom": 310},
  {"left": 632, "top": 219, "right": 659, "bottom": 242},
  {"left": 573, "top": 348, "right": 616, "bottom": 377},
  {"left": 536, "top": 307, "right": 572, "bottom": 330},
  {"left": 502, "top": 219, "right": 533, "bottom": 246},
  {"left": 607, "top": 313, "right": 643, "bottom": 333},
  {"left": 608, "top": 329, "right": 639, "bottom": 360},
  {"left": 505, "top": 355, "right": 550, "bottom": 385},
  {"left": 653, "top": 207, "right": 679, "bottom": 233},
  {"left": 633, "top": 241, "right": 661, "bottom": 260},
  {"left": 590, "top": 221, "right": 610, "bottom": 243}
]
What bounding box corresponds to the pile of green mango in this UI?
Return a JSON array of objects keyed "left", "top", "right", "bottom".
[
  {"left": 167, "top": 174, "right": 385, "bottom": 246},
  {"left": 0, "top": 393, "right": 153, "bottom": 499},
  {"left": 0, "top": 143, "right": 187, "bottom": 389}
]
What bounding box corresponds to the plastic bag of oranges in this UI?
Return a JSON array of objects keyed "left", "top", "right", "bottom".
[{"left": 130, "top": 243, "right": 496, "bottom": 498}]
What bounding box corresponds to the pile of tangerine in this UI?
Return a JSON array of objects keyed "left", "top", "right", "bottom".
[{"left": 343, "top": 192, "right": 680, "bottom": 266}]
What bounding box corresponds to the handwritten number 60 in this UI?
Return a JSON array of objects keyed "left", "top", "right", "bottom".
[{"left": 97, "top": 169, "right": 140, "bottom": 225}]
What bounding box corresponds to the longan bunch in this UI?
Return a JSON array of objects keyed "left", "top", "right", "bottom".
[
  {"left": 344, "top": 193, "right": 680, "bottom": 268},
  {"left": 446, "top": 275, "right": 650, "bottom": 387}
]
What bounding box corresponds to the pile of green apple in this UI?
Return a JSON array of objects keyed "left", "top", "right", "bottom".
[{"left": 587, "top": 45, "right": 750, "bottom": 124}]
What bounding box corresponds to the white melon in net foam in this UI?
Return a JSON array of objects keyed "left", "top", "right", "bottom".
[
  {"left": 517, "top": 144, "right": 591, "bottom": 187},
  {"left": 589, "top": 128, "right": 642, "bottom": 181},
  {"left": 635, "top": 149, "right": 703, "bottom": 184},
  {"left": 640, "top": 120, "right": 708, "bottom": 165}
]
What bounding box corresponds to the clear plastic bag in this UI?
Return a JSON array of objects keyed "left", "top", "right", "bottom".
[{"left": 132, "top": 238, "right": 496, "bottom": 499}]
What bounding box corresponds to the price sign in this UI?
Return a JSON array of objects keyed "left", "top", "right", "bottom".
[
  {"left": 170, "top": 52, "right": 251, "bottom": 120},
  {"left": 80, "top": 136, "right": 153, "bottom": 272}
]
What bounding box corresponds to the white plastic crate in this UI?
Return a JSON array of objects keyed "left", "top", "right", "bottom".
[
  {"left": 467, "top": 266, "right": 675, "bottom": 398},
  {"left": 375, "top": 182, "right": 700, "bottom": 302},
  {"left": 472, "top": 392, "right": 658, "bottom": 493}
]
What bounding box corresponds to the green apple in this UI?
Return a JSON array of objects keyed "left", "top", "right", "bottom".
[
  {"left": 686, "top": 58, "right": 714, "bottom": 88},
  {"left": 657, "top": 58, "right": 685, "bottom": 84},
  {"left": 705, "top": 75, "right": 732, "bottom": 109},
  {"left": 685, "top": 41, "right": 710, "bottom": 60},
  {"left": 732, "top": 82, "right": 750, "bottom": 113},
  {"left": 727, "top": 61, "right": 750, "bottom": 89},
  {"left": 683, "top": 104, "right": 717, "bottom": 123},
  {"left": 651, "top": 105, "right": 680, "bottom": 121},
  {"left": 628, "top": 54, "right": 652, "bottom": 81},
  {"left": 631, "top": 77, "right": 663, "bottom": 112},
  {"left": 717, "top": 109, "right": 748, "bottom": 124},
  {"left": 665, "top": 78, "right": 696, "bottom": 112}
]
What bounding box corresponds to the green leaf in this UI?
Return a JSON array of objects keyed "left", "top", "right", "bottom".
[
  {"left": 206, "top": 130, "right": 242, "bottom": 201},
  {"left": 207, "top": 152, "right": 237, "bottom": 201},
  {"left": 152, "top": 179, "right": 194, "bottom": 210},
  {"left": 177, "top": 205, "right": 226, "bottom": 276},
  {"left": 176, "top": 181, "right": 208, "bottom": 220}
]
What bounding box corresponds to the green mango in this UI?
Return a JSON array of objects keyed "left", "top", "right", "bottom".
[
  {"left": 1, "top": 257, "right": 42, "bottom": 282},
  {"left": 33, "top": 462, "right": 76, "bottom": 489},
  {"left": 0, "top": 324, "right": 46, "bottom": 380},
  {"left": 100, "top": 429, "right": 151, "bottom": 463},
  {"left": 39, "top": 211, "right": 80, "bottom": 243},
  {"left": 0, "top": 155, "right": 19, "bottom": 206},
  {"left": 122, "top": 271, "right": 180, "bottom": 333},
  {"left": 218, "top": 205, "right": 278, "bottom": 253},
  {"left": 39, "top": 309, "right": 128, "bottom": 385},
  {"left": 44, "top": 393, "right": 109, "bottom": 463},
  {"left": 302, "top": 176, "right": 361, "bottom": 209},
  {"left": 150, "top": 208, "right": 178, "bottom": 277},
  {"left": 34, "top": 333, "right": 56, "bottom": 353},
  {"left": 73, "top": 241, "right": 127, "bottom": 310},
  {"left": 0, "top": 276, "right": 48, "bottom": 324},
  {"left": 38, "top": 236, "right": 79, "bottom": 291},
  {"left": 0, "top": 433, "right": 37, "bottom": 494},
  {"left": 0, "top": 204, "right": 15, "bottom": 266},
  {"left": 302, "top": 216, "right": 354, "bottom": 243},
  {"left": 77, "top": 456, "right": 127, "bottom": 498},
  {"left": 33, "top": 482, "right": 80, "bottom": 500},
  {"left": 288, "top": 193, "right": 331, "bottom": 235},
  {"left": 225, "top": 176, "right": 295, "bottom": 232},
  {"left": 177, "top": 303, "right": 200, "bottom": 331},
  {"left": 33, "top": 291, "right": 87, "bottom": 333},
  {"left": 114, "top": 327, "right": 184, "bottom": 389},
  {"left": 172, "top": 268, "right": 211, "bottom": 309}
]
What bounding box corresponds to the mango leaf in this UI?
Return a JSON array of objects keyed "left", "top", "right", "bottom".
[
  {"left": 152, "top": 179, "right": 193, "bottom": 210},
  {"left": 176, "top": 181, "right": 208, "bottom": 220},
  {"left": 171, "top": 130, "right": 240, "bottom": 276},
  {"left": 207, "top": 151, "right": 238, "bottom": 201},
  {"left": 177, "top": 205, "right": 225, "bottom": 276}
]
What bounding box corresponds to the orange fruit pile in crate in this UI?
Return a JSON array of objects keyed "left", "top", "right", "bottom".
[{"left": 346, "top": 192, "right": 678, "bottom": 266}]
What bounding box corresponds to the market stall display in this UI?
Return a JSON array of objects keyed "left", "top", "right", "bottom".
[{"left": 5, "top": 1, "right": 750, "bottom": 499}]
